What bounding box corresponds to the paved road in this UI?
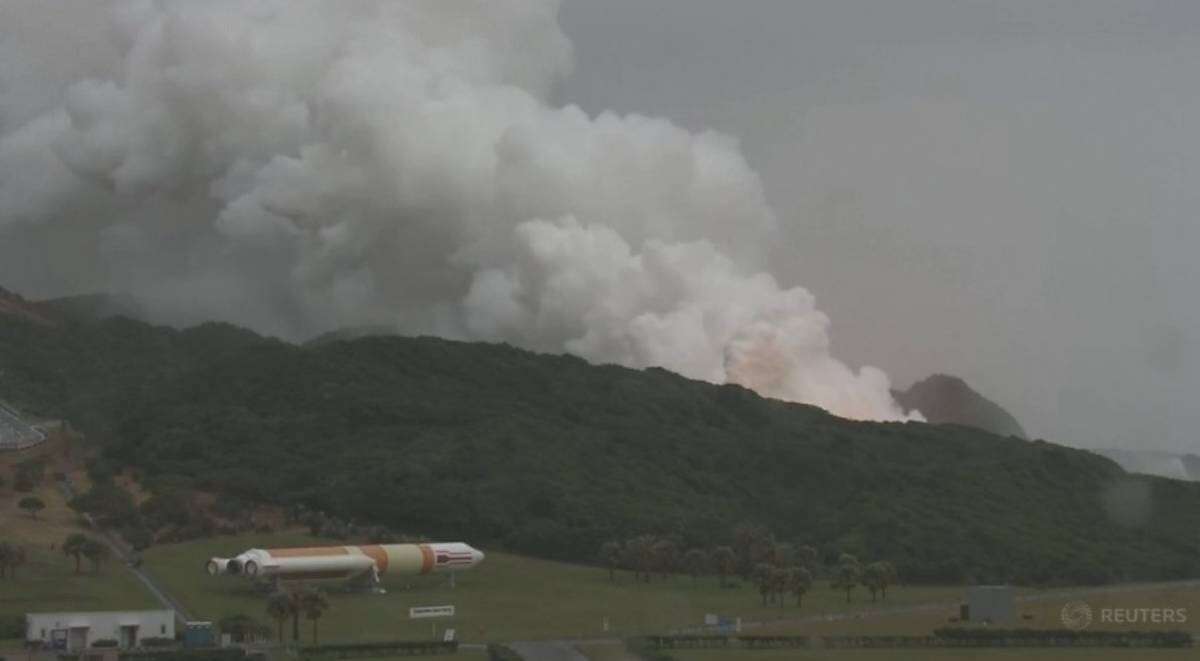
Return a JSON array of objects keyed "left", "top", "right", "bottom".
[{"left": 508, "top": 641, "right": 589, "bottom": 661}]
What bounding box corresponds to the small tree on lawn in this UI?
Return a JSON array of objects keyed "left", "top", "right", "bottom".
[
  {"left": 682, "top": 548, "right": 709, "bottom": 581},
  {"left": 81, "top": 538, "right": 108, "bottom": 574},
  {"left": 712, "top": 546, "right": 737, "bottom": 588},
  {"left": 860, "top": 560, "right": 900, "bottom": 602},
  {"left": 789, "top": 566, "right": 814, "bottom": 608},
  {"left": 754, "top": 563, "right": 774, "bottom": 606},
  {"left": 63, "top": 533, "right": 88, "bottom": 574},
  {"left": 19, "top": 496, "right": 45, "bottom": 519},
  {"left": 832, "top": 553, "right": 862, "bottom": 603},
  {"left": 770, "top": 567, "right": 789, "bottom": 608},
  {"left": 299, "top": 586, "right": 330, "bottom": 645}
]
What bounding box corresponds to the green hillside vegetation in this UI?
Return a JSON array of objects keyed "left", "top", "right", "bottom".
[
  {"left": 3, "top": 312, "right": 1200, "bottom": 585},
  {"left": 0, "top": 471, "right": 157, "bottom": 630}
]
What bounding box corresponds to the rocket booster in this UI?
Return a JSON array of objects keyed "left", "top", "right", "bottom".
[{"left": 206, "top": 543, "right": 484, "bottom": 581}]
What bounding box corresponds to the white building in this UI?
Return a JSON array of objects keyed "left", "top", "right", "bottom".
[
  {"left": 26, "top": 610, "right": 176, "bottom": 652},
  {"left": 965, "top": 585, "right": 1016, "bottom": 624}
]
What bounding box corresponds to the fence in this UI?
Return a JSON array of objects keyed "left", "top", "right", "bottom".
[{"left": 636, "top": 629, "right": 1194, "bottom": 651}]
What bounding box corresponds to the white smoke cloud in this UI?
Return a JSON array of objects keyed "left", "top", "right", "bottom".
[{"left": 0, "top": 0, "right": 918, "bottom": 422}]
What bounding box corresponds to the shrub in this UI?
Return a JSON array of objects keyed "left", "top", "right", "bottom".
[
  {"left": 0, "top": 615, "right": 25, "bottom": 638},
  {"left": 486, "top": 645, "right": 524, "bottom": 661},
  {"left": 92, "top": 639, "right": 119, "bottom": 648},
  {"left": 624, "top": 638, "right": 676, "bottom": 660},
  {"left": 300, "top": 641, "right": 458, "bottom": 655}
]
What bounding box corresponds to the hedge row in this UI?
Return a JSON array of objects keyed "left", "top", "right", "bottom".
[
  {"left": 118, "top": 650, "right": 248, "bottom": 661},
  {"left": 639, "top": 629, "right": 1194, "bottom": 651},
  {"left": 486, "top": 644, "right": 523, "bottom": 661},
  {"left": 299, "top": 641, "right": 458, "bottom": 657},
  {"left": 932, "top": 628, "right": 1193, "bottom": 648},
  {"left": 639, "top": 635, "right": 813, "bottom": 650}
]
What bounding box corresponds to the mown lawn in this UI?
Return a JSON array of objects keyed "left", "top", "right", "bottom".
[
  {"left": 140, "top": 530, "right": 963, "bottom": 643},
  {"left": 0, "top": 444, "right": 158, "bottom": 619}
]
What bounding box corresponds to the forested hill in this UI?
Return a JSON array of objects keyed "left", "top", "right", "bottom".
[{"left": 2, "top": 309, "right": 1200, "bottom": 585}]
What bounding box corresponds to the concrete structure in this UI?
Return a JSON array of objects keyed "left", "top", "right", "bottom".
[
  {"left": 207, "top": 542, "right": 484, "bottom": 591},
  {"left": 0, "top": 403, "right": 45, "bottom": 450},
  {"left": 965, "top": 585, "right": 1016, "bottom": 624},
  {"left": 26, "top": 610, "right": 176, "bottom": 652}
]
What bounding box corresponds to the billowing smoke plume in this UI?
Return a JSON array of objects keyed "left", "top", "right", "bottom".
[{"left": 0, "top": 0, "right": 919, "bottom": 421}]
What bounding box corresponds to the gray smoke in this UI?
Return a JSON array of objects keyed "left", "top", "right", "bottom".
[{"left": 0, "top": 0, "right": 918, "bottom": 421}]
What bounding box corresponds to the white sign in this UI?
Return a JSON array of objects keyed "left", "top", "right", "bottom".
[
  {"left": 443, "top": 628, "right": 456, "bottom": 642},
  {"left": 409, "top": 605, "right": 455, "bottom": 619}
]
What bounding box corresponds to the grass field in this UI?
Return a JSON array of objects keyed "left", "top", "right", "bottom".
[
  {"left": 754, "top": 582, "right": 1200, "bottom": 637},
  {"left": 0, "top": 441, "right": 158, "bottom": 620},
  {"left": 8, "top": 440, "right": 1196, "bottom": 656},
  {"left": 140, "top": 530, "right": 964, "bottom": 643}
]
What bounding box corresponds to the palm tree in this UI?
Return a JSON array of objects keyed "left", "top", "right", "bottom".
[
  {"left": 712, "top": 546, "right": 736, "bottom": 588},
  {"left": 289, "top": 590, "right": 303, "bottom": 642},
  {"left": 81, "top": 538, "right": 108, "bottom": 574},
  {"left": 299, "top": 587, "right": 330, "bottom": 645},
  {"left": 62, "top": 533, "right": 88, "bottom": 574},
  {"left": 265, "top": 591, "right": 292, "bottom": 643}
]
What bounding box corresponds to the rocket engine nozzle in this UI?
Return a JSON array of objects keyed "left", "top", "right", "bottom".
[{"left": 207, "top": 557, "right": 231, "bottom": 575}]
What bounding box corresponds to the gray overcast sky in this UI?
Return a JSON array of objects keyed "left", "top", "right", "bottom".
[{"left": 560, "top": 0, "right": 1199, "bottom": 451}]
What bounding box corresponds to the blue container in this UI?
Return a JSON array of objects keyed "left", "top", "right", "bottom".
[{"left": 183, "top": 622, "right": 215, "bottom": 649}]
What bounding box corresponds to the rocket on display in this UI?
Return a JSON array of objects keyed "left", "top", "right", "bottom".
[{"left": 206, "top": 542, "right": 484, "bottom": 589}]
